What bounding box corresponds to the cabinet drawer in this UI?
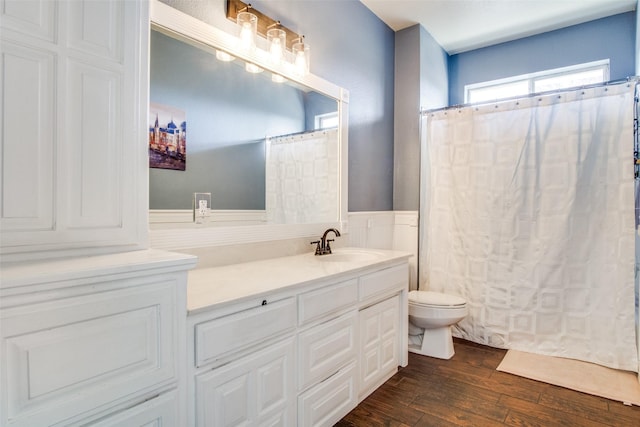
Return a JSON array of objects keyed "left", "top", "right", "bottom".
[
  {"left": 298, "top": 361, "right": 358, "bottom": 427},
  {"left": 195, "top": 297, "right": 296, "bottom": 367},
  {"left": 1, "top": 282, "right": 177, "bottom": 427},
  {"left": 359, "top": 264, "right": 408, "bottom": 302},
  {"left": 298, "top": 279, "right": 357, "bottom": 325},
  {"left": 298, "top": 311, "right": 357, "bottom": 391}
]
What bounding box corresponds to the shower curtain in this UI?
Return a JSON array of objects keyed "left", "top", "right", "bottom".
[
  {"left": 265, "top": 128, "right": 339, "bottom": 224},
  {"left": 419, "top": 82, "right": 638, "bottom": 371}
]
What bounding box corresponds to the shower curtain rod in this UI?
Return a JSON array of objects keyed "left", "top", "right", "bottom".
[
  {"left": 421, "top": 75, "right": 640, "bottom": 115},
  {"left": 266, "top": 127, "right": 337, "bottom": 140}
]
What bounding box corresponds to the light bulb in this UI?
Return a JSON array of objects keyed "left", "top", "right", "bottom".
[
  {"left": 239, "top": 23, "right": 254, "bottom": 49},
  {"left": 267, "top": 28, "right": 286, "bottom": 64},
  {"left": 237, "top": 11, "right": 257, "bottom": 51},
  {"left": 292, "top": 39, "right": 310, "bottom": 76},
  {"left": 270, "top": 39, "right": 283, "bottom": 62}
]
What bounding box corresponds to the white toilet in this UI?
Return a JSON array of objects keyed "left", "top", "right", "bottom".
[{"left": 408, "top": 290, "right": 467, "bottom": 359}]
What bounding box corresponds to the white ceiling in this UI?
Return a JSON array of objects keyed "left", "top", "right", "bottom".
[{"left": 360, "top": 0, "right": 637, "bottom": 54}]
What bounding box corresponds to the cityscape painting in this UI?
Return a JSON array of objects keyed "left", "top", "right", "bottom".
[{"left": 149, "top": 102, "right": 186, "bottom": 170}]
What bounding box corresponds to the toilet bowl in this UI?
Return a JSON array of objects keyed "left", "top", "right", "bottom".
[{"left": 408, "top": 290, "right": 467, "bottom": 359}]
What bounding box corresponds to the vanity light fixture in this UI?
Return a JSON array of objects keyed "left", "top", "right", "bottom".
[
  {"left": 227, "top": 0, "right": 311, "bottom": 76},
  {"left": 236, "top": 4, "right": 257, "bottom": 52}
]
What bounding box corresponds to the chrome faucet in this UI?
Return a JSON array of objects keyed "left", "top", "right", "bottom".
[{"left": 311, "top": 228, "right": 341, "bottom": 255}]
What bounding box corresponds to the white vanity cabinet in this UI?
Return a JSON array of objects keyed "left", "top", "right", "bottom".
[
  {"left": 0, "top": 0, "right": 149, "bottom": 261},
  {"left": 186, "top": 252, "right": 410, "bottom": 427},
  {"left": 0, "top": 250, "right": 196, "bottom": 427}
]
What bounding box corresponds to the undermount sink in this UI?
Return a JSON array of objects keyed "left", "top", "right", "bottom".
[{"left": 315, "top": 249, "right": 382, "bottom": 263}]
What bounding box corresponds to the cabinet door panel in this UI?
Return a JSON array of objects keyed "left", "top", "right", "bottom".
[
  {"left": 196, "top": 338, "right": 295, "bottom": 427},
  {"left": 359, "top": 295, "right": 399, "bottom": 397},
  {"left": 1, "top": 282, "right": 177, "bottom": 427},
  {"left": 0, "top": 0, "right": 56, "bottom": 41},
  {"left": 0, "top": 41, "right": 55, "bottom": 232},
  {"left": 67, "top": 0, "right": 123, "bottom": 61},
  {"left": 65, "top": 60, "right": 122, "bottom": 229}
]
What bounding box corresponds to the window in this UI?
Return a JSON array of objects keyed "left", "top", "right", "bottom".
[
  {"left": 464, "top": 60, "right": 610, "bottom": 104},
  {"left": 315, "top": 112, "right": 339, "bottom": 130}
]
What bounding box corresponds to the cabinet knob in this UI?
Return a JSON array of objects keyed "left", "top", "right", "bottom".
[{"left": 262, "top": 299, "right": 267, "bottom": 306}]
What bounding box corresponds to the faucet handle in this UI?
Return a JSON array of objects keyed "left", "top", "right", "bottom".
[
  {"left": 325, "top": 239, "right": 334, "bottom": 254},
  {"left": 310, "top": 240, "right": 322, "bottom": 255}
]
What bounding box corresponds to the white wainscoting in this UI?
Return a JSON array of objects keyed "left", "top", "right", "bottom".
[
  {"left": 149, "top": 210, "right": 267, "bottom": 228},
  {"left": 347, "top": 211, "right": 418, "bottom": 291}
]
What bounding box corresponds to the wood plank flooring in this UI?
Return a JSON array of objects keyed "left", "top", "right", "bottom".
[{"left": 336, "top": 339, "right": 640, "bottom": 426}]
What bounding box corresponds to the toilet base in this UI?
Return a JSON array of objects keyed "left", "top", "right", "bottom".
[{"left": 408, "top": 326, "right": 455, "bottom": 359}]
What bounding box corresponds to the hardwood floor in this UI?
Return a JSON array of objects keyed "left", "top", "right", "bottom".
[{"left": 336, "top": 339, "right": 640, "bottom": 426}]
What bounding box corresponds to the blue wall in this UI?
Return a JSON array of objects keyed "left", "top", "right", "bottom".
[
  {"left": 393, "top": 25, "right": 448, "bottom": 211},
  {"left": 449, "top": 12, "right": 637, "bottom": 105},
  {"left": 161, "top": 0, "right": 396, "bottom": 211}
]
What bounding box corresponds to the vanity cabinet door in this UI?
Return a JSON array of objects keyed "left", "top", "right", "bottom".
[
  {"left": 0, "top": 280, "right": 179, "bottom": 427},
  {"left": 359, "top": 295, "right": 400, "bottom": 399},
  {"left": 195, "top": 337, "right": 295, "bottom": 427}
]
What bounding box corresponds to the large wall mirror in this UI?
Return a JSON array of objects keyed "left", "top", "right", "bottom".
[{"left": 148, "top": 0, "right": 348, "bottom": 249}]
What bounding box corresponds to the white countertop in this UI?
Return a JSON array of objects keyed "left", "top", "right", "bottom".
[
  {"left": 1, "top": 249, "right": 198, "bottom": 290},
  {"left": 187, "top": 247, "right": 411, "bottom": 314}
]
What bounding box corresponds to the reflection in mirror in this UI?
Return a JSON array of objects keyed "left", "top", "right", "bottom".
[{"left": 149, "top": 29, "right": 340, "bottom": 225}]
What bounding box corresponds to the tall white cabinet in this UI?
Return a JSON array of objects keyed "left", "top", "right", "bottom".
[
  {"left": 0, "top": 0, "right": 148, "bottom": 261},
  {"left": 0, "top": 1, "right": 197, "bottom": 426}
]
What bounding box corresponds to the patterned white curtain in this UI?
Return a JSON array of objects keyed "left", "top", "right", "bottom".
[
  {"left": 265, "top": 128, "right": 339, "bottom": 224},
  {"left": 420, "top": 83, "right": 638, "bottom": 371}
]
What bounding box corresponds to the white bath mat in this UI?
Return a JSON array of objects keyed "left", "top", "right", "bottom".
[{"left": 497, "top": 349, "right": 640, "bottom": 406}]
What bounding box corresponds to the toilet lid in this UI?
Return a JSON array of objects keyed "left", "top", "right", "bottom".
[{"left": 408, "top": 290, "right": 466, "bottom": 307}]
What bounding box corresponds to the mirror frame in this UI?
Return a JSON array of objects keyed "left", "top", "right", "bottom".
[{"left": 148, "top": 0, "right": 349, "bottom": 250}]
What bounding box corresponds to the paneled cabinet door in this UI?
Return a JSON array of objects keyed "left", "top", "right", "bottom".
[
  {"left": 0, "top": 0, "right": 148, "bottom": 259},
  {"left": 359, "top": 295, "right": 400, "bottom": 398},
  {"left": 1, "top": 281, "right": 178, "bottom": 427},
  {"left": 195, "top": 337, "right": 296, "bottom": 427}
]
